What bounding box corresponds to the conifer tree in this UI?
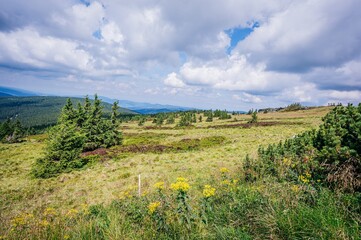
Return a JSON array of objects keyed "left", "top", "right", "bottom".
[
  {"left": 59, "top": 98, "right": 76, "bottom": 124},
  {"left": 33, "top": 94, "right": 123, "bottom": 178}
]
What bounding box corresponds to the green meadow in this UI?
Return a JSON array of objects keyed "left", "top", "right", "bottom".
[{"left": 1, "top": 106, "right": 360, "bottom": 239}]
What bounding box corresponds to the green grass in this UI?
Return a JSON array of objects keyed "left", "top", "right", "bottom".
[{"left": 1, "top": 106, "right": 359, "bottom": 239}]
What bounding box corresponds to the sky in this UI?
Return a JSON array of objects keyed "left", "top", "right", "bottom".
[{"left": 0, "top": 0, "right": 361, "bottom": 110}]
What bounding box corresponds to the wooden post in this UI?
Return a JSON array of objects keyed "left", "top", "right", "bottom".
[{"left": 138, "top": 174, "right": 141, "bottom": 197}]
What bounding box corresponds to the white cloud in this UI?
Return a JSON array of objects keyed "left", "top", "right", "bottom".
[
  {"left": 101, "top": 22, "right": 124, "bottom": 44},
  {"left": 163, "top": 72, "right": 185, "bottom": 88},
  {"left": 236, "top": 0, "right": 361, "bottom": 72},
  {"left": 0, "top": 28, "right": 93, "bottom": 71},
  {"left": 328, "top": 90, "right": 361, "bottom": 101},
  {"left": 232, "top": 93, "right": 262, "bottom": 103},
  {"left": 277, "top": 83, "right": 317, "bottom": 103},
  {"left": 1, "top": 0, "right": 361, "bottom": 109},
  {"left": 179, "top": 54, "right": 299, "bottom": 92}
]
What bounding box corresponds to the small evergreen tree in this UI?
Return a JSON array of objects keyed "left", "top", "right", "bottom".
[
  {"left": 0, "top": 118, "right": 25, "bottom": 143},
  {"left": 33, "top": 95, "right": 123, "bottom": 178},
  {"left": 206, "top": 111, "right": 213, "bottom": 122},
  {"left": 248, "top": 112, "right": 258, "bottom": 123}
]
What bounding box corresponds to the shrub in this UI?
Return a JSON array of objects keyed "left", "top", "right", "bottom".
[{"left": 256, "top": 104, "right": 361, "bottom": 192}]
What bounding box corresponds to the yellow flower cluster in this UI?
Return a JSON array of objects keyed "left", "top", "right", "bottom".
[
  {"left": 148, "top": 201, "right": 161, "bottom": 214},
  {"left": 220, "top": 167, "right": 229, "bottom": 174},
  {"left": 282, "top": 157, "right": 291, "bottom": 166},
  {"left": 176, "top": 177, "right": 188, "bottom": 182},
  {"left": 39, "top": 219, "right": 50, "bottom": 227},
  {"left": 119, "top": 187, "right": 136, "bottom": 199},
  {"left": 43, "top": 207, "right": 57, "bottom": 216},
  {"left": 299, "top": 175, "right": 310, "bottom": 184},
  {"left": 64, "top": 235, "right": 70, "bottom": 239},
  {"left": 203, "top": 185, "right": 216, "bottom": 198},
  {"left": 66, "top": 209, "right": 79, "bottom": 218},
  {"left": 11, "top": 213, "right": 34, "bottom": 227},
  {"left": 154, "top": 181, "right": 165, "bottom": 190},
  {"left": 170, "top": 177, "right": 190, "bottom": 192},
  {"left": 291, "top": 185, "right": 300, "bottom": 193}
]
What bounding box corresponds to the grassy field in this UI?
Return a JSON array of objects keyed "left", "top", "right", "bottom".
[{"left": 2, "top": 106, "right": 357, "bottom": 239}]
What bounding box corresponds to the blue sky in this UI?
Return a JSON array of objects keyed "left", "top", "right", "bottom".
[{"left": 0, "top": 0, "right": 360, "bottom": 110}]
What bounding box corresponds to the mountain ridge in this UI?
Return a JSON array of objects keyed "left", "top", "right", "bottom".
[{"left": 0, "top": 86, "right": 195, "bottom": 114}]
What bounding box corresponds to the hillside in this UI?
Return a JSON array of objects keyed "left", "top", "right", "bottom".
[
  {"left": 3, "top": 106, "right": 359, "bottom": 239},
  {"left": 0, "top": 86, "right": 195, "bottom": 114},
  {"left": 0, "top": 96, "right": 137, "bottom": 129}
]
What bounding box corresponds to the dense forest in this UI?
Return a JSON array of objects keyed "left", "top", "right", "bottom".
[{"left": 0, "top": 96, "right": 137, "bottom": 129}]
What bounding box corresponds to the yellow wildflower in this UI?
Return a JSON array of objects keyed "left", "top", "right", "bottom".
[
  {"left": 148, "top": 201, "right": 161, "bottom": 214},
  {"left": 176, "top": 177, "right": 187, "bottom": 182},
  {"left": 44, "top": 207, "right": 57, "bottom": 216},
  {"left": 220, "top": 167, "right": 229, "bottom": 174},
  {"left": 221, "top": 179, "right": 230, "bottom": 185},
  {"left": 203, "top": 185, "right": 216, "bottom": 198},
  {"left": 299, "top": 175, "right": 310, "bottom": 184},
  {"left": 154, "top": 181, "right": 165, "bottom": 190},
  {"left": 66, "top": 209, "right": 79, "bottom": 218},
  {"left": 64, "top": 235, "right": 70, "bottom": 239},
  {"left": 11, "top": 213, "right": 34, "bottom": 227},
  {"left": 282, "top": 157, "right": 291, "bottom": 166},
  {"left": 39, "top": 219, "right": 50, "bottom": 227},
  {"left": 170, "top": 181, "right": 190, "bottom": 192},
  {"left": 291, "top": 185, "right": 300, "bottom": 193}
]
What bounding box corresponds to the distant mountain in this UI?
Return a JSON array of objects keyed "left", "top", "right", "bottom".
[
  {"left": 0, "top": 86, "right": 39, "bottom": 97},
  {"left": 99, "top": 96, "right": 195, "bottom": 114},
  {"left": 0, "top": 96, "right": 137, "bottom": 129},
  {"left": 0, "top": 86, "right": 195, "bottom": 115}
]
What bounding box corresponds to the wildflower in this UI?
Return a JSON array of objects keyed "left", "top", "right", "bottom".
[
  {"left": 203, "top": 185, "right": 216, "bottom": 198},
  {"left": 170, "top": 181, "right": 190, "bottom": 192},
  {"left": 64, "top": 235, "right": 70, "bottom": 239},
  {"left": 39, "top": 219, "right": 50, "bottom": 227},
  {"left": 221, "top": 179, "right": 230, "bottom": 186},
  {"left": 176, "top": 177, "right": 187, "bottom": 182},
  {"left": 291, "top": 185, "right": 300, "bottom": 193},
  {"left": 44, "top": 207, "right": 57, "bottom": 216},
  {"left": 299, "top": 175, "right": 310, "bottom": 184},
  {"left": 11, "top": 213, "right": 34, "bottom": 227},
  {"left": 154, "top": 181, "right": 165, "bottom": 190},
  {"left": 66, "top": 209, "right": 79, "bottom": 218},
  {"left": 220, "top": 167, "right": 229, "bottom": 174},
  {"left": 282, "top": 157, "right": 291, "bottom": 166},
  {"left": 148, "top": 201, "right": 161, "bottom": 214}
]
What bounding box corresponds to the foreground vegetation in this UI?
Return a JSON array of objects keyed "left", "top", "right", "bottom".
[{"left": 1, "top": 105, "right": 360, "bottom": 239}]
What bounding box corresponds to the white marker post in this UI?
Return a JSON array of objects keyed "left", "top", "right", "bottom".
[{"left": 138, "top": 174, "right": 141, "bottom": 197}]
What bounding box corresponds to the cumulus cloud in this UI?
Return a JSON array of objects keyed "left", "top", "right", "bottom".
[
  {"left": 236, "top": 0, "right": 361, "bottom": 72},
  {"left": 232, "top": 93, "right": 262, "bottom": 103},
  {"left": 179, "top": 54, "right": 299, "bottom": 92},
  {"left": 0, "top": 0, "right": 360, "bottom": 109},
  {"left": 163, "top": 72, "right": 185, "bottom": 88},
  {"left": 0, "top": 28, "right": 93, "bottom": 71}
]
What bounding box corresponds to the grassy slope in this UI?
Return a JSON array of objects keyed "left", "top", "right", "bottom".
[
  {"left": 0, "top": 96, "right": 137, "bottom": 128},
  {"left": 0, "top": 107, "right": 330, "bottom": 222}
]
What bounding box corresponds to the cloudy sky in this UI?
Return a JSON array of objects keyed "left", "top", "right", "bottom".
[{"left": 0, "top": 0, "right": 360, "bottom": 110}]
